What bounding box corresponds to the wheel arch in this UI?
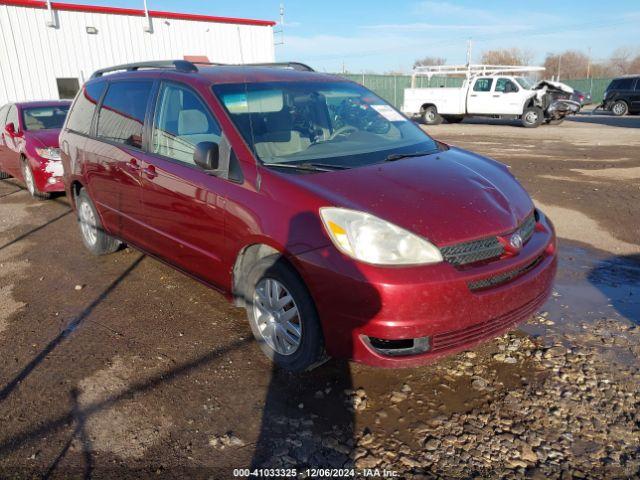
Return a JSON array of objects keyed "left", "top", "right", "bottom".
[
  {"left": 69, "top": 179, "right": 85, "bottom": 209},
  {"left": 232, "top": 242, "right": 303, "bottom": 307},
  {"left": 420, "top": 103, "right": 436, "bottom": 112}
]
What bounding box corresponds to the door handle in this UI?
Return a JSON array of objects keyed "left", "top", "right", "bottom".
[
  {"left": 493, "top": 95, "right": 500, "bottom": 97},
  {"left": 470, "top": 94, "right": 478, "bottom": 97},
  {"left": 143, "top": 164, "right": 157, "bottom": 179}
]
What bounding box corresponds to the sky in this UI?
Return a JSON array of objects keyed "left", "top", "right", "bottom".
[{"left": 59, "top": 0, "right": 640, "bottom": 73}]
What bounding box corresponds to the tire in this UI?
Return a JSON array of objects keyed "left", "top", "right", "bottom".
[
  {"left": 420, "top": 105, "right": 443, "bottom": 125},
  {"left": 76, "top": 188, "right": 121, "bottom": 255},
  {"left": 443, "top": 115, "right": 464, "bottom": 124},
  {"left": 521, "top": 106, "right": 543, "bottom": 128},
  {"left": 611, "top": 101, "right": 628, "bottom": 117},
  {"left": 21, "top": 159, "right": 51, "bottom": 200},
  {"left": 245, "top": 255, "right": 325, "bottom": 372},
  {"left": 0, "top": 171, "right": 9, "bottom": 180}
]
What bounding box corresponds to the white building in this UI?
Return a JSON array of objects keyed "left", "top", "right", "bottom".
[{"left": 0, "top": 0, "right": 276, "bottom": 104}]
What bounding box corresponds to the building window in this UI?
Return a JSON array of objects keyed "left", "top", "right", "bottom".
[{"left": 56, "top": 78, "right": 80, "bottom": 99}]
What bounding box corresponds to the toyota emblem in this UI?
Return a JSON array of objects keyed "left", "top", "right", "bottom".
[{"left": 510, "top": 233, "right": 523, "bottom": 250}]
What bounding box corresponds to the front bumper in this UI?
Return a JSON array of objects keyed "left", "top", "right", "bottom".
[
  {"left": 293, "top": 214, "right": 557, "bottom": 368},
  {"left": 29, "top": 158, "right": 65, "bottom": 193}
]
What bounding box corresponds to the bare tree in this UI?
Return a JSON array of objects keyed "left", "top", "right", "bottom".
[
  {"left": 629, "top": 55, "right": 640, "bottom": 74},
  {"left": 544, "top": 50, "right": 591, "bottom": 80},
  {"left": 608, "top": 47, "right": 639, "bottom": 75},
  {"left": 480, "top": 48, "right": 533, "bottom": 66},
  {"left": 413, "top": 56, "right": 446, "bottom": 68}
]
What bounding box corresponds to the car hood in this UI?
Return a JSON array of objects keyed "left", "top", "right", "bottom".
[
  {"left": 283, "top": 147, "right": 534, "bottom": 246},
  {"left": 24, "top": 129, "right": 61, "bottom": 148}
]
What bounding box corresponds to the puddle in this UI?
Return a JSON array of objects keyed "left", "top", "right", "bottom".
[{"left": 539, "top": 241, "right": 640, "bottom": 328}]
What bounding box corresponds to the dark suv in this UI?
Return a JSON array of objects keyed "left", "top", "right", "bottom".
[
  {"left": 602, "top": 76, "right": 640, "bottom": 116},
  {"left": 59, "top": 60, "right": 556, "bottom": 371}
]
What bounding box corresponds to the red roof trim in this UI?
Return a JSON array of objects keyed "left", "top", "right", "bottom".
[{"left": 0, "top": 0, "right": 276, "bottom": 26}]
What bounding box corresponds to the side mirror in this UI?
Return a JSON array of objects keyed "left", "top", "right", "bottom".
[
  {"left": 194, "top": 141, "right": 221, "bottom": 172},
  {"left": 5, "top": 123, "right": 16, "bottom": 137}
]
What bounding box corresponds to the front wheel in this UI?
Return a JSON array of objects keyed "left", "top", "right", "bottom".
[
  {"left": 76, "top": 189, "right": 121, "bottom": 255},
  {"left": 22, "top": 160, "right": 51, "bottom": 200},
  {"left": 246, "top": 256, "right": 325, "bottom": 372},
  {"left": 611, "top": 101, "right": 628, "bottom": 116},
  {"left": 420, "top": 106, "right": 443, "bottom": 125},
  {"left": 521, "top": 107, "right": 543, "bottom": 128}
]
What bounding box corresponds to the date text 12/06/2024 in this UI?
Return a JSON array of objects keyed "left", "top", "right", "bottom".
[{"left": 233, "top": 468, "right": 400, "bottom": 477}]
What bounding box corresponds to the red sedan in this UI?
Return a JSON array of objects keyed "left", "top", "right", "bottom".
[
  {"left": 60, "top": 61, "right": 557, "bottom": 371},
  {"left": 0, "top": 101, "right": 70, "bottom": 199}
]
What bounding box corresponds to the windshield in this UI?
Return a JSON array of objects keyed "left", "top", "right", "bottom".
[
  {"left": 213, "top": 81, "right": 438, "bottom": 169},
  {"left": 22, "top": 106, "right": 70, "bottom": 131},
  {"left": 514, "top": 77, "right": 533, "bottom": 90}
]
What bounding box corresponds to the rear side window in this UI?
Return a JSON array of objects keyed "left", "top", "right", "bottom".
[
  {"left": 97, "top": 81, "right": 153, "bottom": 149},
  {"left": 67, "top": 82, "right": 106, "bottom": 135},
  {"left": 151, "top": 82, "right": 221, "bottom": 165},
  {"left": 616, "top": 78, "right": 634, "bottom": 90},
  {"left": 473, "top": 78, "right": 493, "bottom": 92}
]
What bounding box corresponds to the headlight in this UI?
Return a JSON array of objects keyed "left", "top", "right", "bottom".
[
  {"left": 319, "top": 207, "right": 443, "bottom": 265},
  {"left": 35, "top": 147, "right": 61, "bottom": 160}
]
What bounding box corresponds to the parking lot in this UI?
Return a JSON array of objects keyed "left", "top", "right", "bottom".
[{"left": 0, "top": 110, "right": 638, "bottom": 478}]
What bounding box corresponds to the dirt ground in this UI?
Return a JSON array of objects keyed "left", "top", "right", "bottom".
[{"left": 0, "top": 110, "right": 638, "bottom": 479}]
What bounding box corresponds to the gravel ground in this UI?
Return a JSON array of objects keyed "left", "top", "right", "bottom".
[{"left": 0, "top": 111, "right": 638, "bottom": 479}]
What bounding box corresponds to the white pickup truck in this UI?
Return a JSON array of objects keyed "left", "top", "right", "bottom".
[{"left": 403, "top": 66, "right": 581, "bottom": 128}]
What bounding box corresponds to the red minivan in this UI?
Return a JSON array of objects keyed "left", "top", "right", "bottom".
[
  {"left": 59, "top": 61, "right": 557, "bottom": 371},
  {"left": 0, "top": 101, "right": 70, "bottom": 199}
]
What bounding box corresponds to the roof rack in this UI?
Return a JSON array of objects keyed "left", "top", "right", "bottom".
[
  {"left": 240, "top": 62, "right": 314, "bottom": 71},
  {"left": 91, "top": 60, "right": 198, "bottom": 78},
  {"left": 90, "top": 60, "right": 314, "bottom": 78}
]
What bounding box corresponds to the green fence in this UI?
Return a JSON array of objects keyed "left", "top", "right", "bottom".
[
  {"left": 339, "top": 73, "right": 612, "bottom": 109},
  {"left": 562, "top": 78, "right": 611, "bottom": 104}
]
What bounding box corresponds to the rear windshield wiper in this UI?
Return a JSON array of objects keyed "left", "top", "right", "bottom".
[
  {"left": 384, "top": 151, "right": 437, "bottom": 162},
  {"left": 263, "top": 162, "right": 349, "bottom": 172}
]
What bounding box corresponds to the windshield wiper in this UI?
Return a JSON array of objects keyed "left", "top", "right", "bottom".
[
  {"left": 263, "top": 162, "right": 349, "bottom": 172},
  {"left": 384, "top": 151, "right": 437, "bottom": 162}
]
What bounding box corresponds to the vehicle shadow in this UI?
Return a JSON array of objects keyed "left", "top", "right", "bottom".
[
  {"left": 586, "top": 253, "right": 640, "bottom": 325},
  {"left": 250, "top": 212, "right": 382, "bottom": 471},
  {"left": 567, "top": 112, "right": 640, "bottom": 128}
]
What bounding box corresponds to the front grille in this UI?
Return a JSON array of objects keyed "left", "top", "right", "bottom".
[
  {"left": 468, "top": 255, "right": 543, "bottom": 291},
  {"left": 518, "top": 213, "right": 536, "bottom": 243},
  {"left": 440, "top": 236, "right": 504, "bottom": 266},
  {"left": 440, "top": 212, "right": 536, "bottom": 266},
  {"left": 430, "top": 287, "right": 550, "bottom": 353}
]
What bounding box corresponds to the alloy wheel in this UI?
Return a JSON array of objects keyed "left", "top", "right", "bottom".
[
  {"left": 252, "top": 278, "right": 302, "bottom": 355},
  {"left": 79, "top": 201, "right": 98, "bottom": 246},
  {"left": 23, "top": 163, "right": 35, "bottom": 196},
  {"left": 612, "top": 102, "right": 626, "bottom": 116}
]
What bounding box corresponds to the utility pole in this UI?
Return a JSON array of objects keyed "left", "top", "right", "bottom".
[
  {"left": 586, "top": 46, "right": 591, "bottom": 78},
  {"left": 466, "top": 38, "right": 472, "bottom": 67},
  {"left": 274, "top": 3, "right": 285, "bottom": 46},
  {"left": 557, "top": 54, "right": 562, "bottom": 81}
]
